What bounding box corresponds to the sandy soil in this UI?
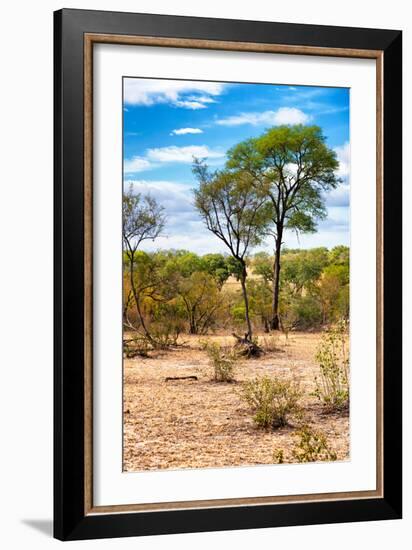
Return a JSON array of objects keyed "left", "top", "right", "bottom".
[{"left": 123, "top": 332, "right": 349, "bottom": 472}]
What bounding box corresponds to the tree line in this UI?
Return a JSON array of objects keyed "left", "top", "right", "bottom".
[{"left": 123, "top": 246, "right": 349, "bottom": 341}]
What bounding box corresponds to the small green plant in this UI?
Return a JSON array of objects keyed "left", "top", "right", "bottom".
[
  {"left": 241, "top": 375, "right": 302, "bottom": 429},
  {"left": 273, "top": 426, "right": 337, "bottom": 464},
  {"left": 313, "top": 319, "right": 349, "bottom": 411},
  {"left": 273, "top": 448, "right": 285, "bottom": 464},
  {"left": 291, "top": 425, "right": 337, "bottom": 463},
  {"left": 205, "top": 342, "right": 237, "bottom": 382}
]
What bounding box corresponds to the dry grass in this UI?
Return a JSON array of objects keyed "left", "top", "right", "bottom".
[{"left": 123, "top": 332, "right": 349, "bottom": 472}]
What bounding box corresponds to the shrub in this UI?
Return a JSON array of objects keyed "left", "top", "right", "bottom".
[
  {"left": 273, "top": 426, "right": 337, "bottom": 464},
  {"left": 123, "top": 336, "right": 150, "bottom": 358},
  {"left": 198, "top": 339, "right": 209, "bottom": 351},
  {"left": 205, "top": 342, "right": 237, "bottom": 382},
  {"left": 231, "top": 304, "right": 246, "bottom": 326},
  {"left": 150, "top": 321, "right": 181, "bottom": 349},
  {"left": 293, "top": 295, "right": 323, "bottom": 329},
  {"left": 260, "top": 333, "right": 280, "bottom": 353},
  {"left": 241, "top": 375, "right": 302, "bottom": 429},
  {"left": 313, "top": 320, "right": 349, "bottom": 411},
  {"left": 291, "top": 426, "right": 337, "bottom": 463},
  {"left": 273, "top": 449, "right": 285, "bottom": 464}
]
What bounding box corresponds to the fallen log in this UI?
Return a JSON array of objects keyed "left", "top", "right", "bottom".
[
  {"left": 165, "top": 375, "right": 198, "bottom": 382},
  {"left": 232, "top": 333, "right": 263, "bottom": 357}
]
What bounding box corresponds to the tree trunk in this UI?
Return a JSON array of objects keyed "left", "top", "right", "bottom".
[
  {"left": 239, "top": 262, "right": 253, "bottom": 340},
  {"left": 270, "top": 232, "right": 283, "bottom": 330},
  {"left": 129, "top": 257, "right": 153, "bottom": 343},
  {"left": 123, "top": 289, "right": 133, "bottom": 322},
  {"left": 189, "top": 311, "right": 197, "bottom": 334}
]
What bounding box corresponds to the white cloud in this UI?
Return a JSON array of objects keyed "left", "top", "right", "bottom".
[
  {"left": 146, "top": 145, "right": 224, "bottom": 163},
  {"left": 140, "top": 231, "right": 229, "bottom": 255},
  {"left": 174, "top": 100, "right": 208, "bottom": 110},
  {"left": 170, "top": 127, "right": 203, "bottom": 136},
  {"left": 216, "top": 107, "right": 310, "bottom": 127},
  {"left": 174, "top": 95, "right": 217, "bottom": 109},
  {"left": 190, "top": 96, "right": 216, "bottom": 104},
  {"left": 176, "top": 95, "right": 217, "bottom": 109},
  {"left": 325, "top": 184, "right": 350, "bottom": 207},
  {"left": 126, "top": 180, "right": 193, "bottom": 212},
  {"left": 124, "top": 79, "right": 225, "bottom": 108},
  {"left": 334, "top": 142, "right": 350, "bottom": 178},
  {"left": 274, "top": 107, "right": 310, "bottom": 125},
  {"left": 320, "top": 206, "right": 350, "bottom": 231},
  {"left": 124, "top": 145, "right": 224, "bottom": 173},
  {"left": 123, "top": 156, "right": 152, "bottom": 173},
  {"left": 283, "top": 226, "right": 349, "bottom": 250}
]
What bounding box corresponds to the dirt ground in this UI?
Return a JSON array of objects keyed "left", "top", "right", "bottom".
[{"left": 123, "top": 332, "right": 349, "bottom": 472}]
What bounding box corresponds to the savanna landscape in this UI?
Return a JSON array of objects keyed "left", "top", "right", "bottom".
[{"left": 122, "top": 78, "right": 350, "bottom": 471}]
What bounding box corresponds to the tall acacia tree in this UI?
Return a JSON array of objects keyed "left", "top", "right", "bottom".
[
  {"left": 226, "top": 125, "right": 340, "bottom": 330},
  {"left": 122, "top": 184, "right": 166, "bottom": 342},
  {"left": 193, "top": 159, "right": 269, "bottom": 342}
]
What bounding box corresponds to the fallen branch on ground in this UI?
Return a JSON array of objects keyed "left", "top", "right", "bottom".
[
  {"left": 232, "top": 333, "right": 263, "bottom": 357},
  {"left": 165, "top": 375, "right": 198, "bottom": 382}
]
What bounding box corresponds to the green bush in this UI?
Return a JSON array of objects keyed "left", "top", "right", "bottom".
[
  {"left": 205, "top": 342, "right": 237, "bottom": 382},
  {"left": 231, "top": 304, "right": 246, "bottom": 324},
  {"left": 241, "top": 375, "right": 302, "bottom": 429},
  {"left": 291, "top": 426, "right": 337, "bottom": 463},
  {"left": 313, "top": 320, "right": 349, "bottom": 411},
  {"left": 273, "top": 425, "right": 337, "bottom": 464},
  {"left": 293, "top": 295, "right": 323, "bottom": 328}
]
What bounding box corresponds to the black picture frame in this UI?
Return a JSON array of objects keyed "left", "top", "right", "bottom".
[{"left": 54, "top": 8, "right": 402, "bottom": 541}]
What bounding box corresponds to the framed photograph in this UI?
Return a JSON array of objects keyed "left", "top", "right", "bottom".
[{"left": 54, "top": 8, "right": 402, "bottom": 541}]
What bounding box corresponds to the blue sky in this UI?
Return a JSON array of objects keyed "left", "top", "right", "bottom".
[{"left": 123, "top": 78, "right": 350, "bottom": 255}]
